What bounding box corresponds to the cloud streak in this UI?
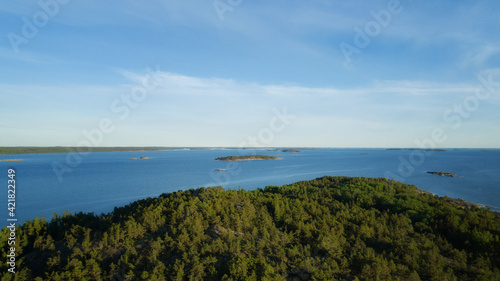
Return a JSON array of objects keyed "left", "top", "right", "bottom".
[{"left": 2, "top": 70, "right": 498, "bottom": 147}]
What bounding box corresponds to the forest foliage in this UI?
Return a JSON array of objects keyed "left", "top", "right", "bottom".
[{"left": 1, "top": 176, "right": 499, "bottom": 280}]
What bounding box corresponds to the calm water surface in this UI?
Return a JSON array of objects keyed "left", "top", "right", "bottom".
[{"left": 1, "top": 149, "right": 499, "bottom": 223}]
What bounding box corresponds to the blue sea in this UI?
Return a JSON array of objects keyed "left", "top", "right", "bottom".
[{"left": 1, "top": 148, "right": 499, "bottom": 224}]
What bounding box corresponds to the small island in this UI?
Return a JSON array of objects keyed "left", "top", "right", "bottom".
[
  {"left": 387, "top": 148, "right": 447, "bottom": 152},
  {"left": 0, "top": 159, "right": 23, "bottom": 162},
  {"left": 140, "top": 157, "right": 150, "bottom": 160},
  {"left": 215, "top": 155, "right": 281, "bottom": 161},
  {"left": 281, "top": 149, "right": 301, "bottom": 153},
  {"left": 427, "top": 171, "right": 456, "bottom": 177},
  {"left": 214, "top": 168, "right": 226, "bottom": 171}
]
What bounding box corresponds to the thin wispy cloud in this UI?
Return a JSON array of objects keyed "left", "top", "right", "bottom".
[{"left": 3, "top": 68, "right": 497, "bottom": 147}]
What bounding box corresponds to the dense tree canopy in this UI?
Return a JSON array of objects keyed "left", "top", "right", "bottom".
[{"left": 1, "top": 176, "right": 499, "bottom": 280}]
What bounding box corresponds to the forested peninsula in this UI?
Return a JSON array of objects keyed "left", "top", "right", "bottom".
[
  {"left": 0, "top": 147, "right": 196, "bottom": 155},
  {"left": 1, "top": 177, "right": 499, "bottom": 280}
]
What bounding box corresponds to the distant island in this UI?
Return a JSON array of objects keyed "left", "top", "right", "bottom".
[
  {"left": 0, "top": 159, "right": 23, "bottom": 162},
  {"left": 387, "top": 148, "right": 447, "bottom": 152},
  {"left": 0, "top": 146, "right": 180, "bottom": 155},
  {"left": 427, "top": 171, "right": 457, "bottom": 177},
  {"left": 215, "top": 155, "right": 281, "bottom": 161},
  {"left": 281, "top": 149, "right": 301, "bottom": 153},
  {"left": 214, "top": 168, "right": 226, "bottom": 171}
]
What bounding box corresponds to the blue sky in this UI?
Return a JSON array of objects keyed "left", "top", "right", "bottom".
[{"left": 1, "top": 0, "right": 499, "bottom": 148}]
